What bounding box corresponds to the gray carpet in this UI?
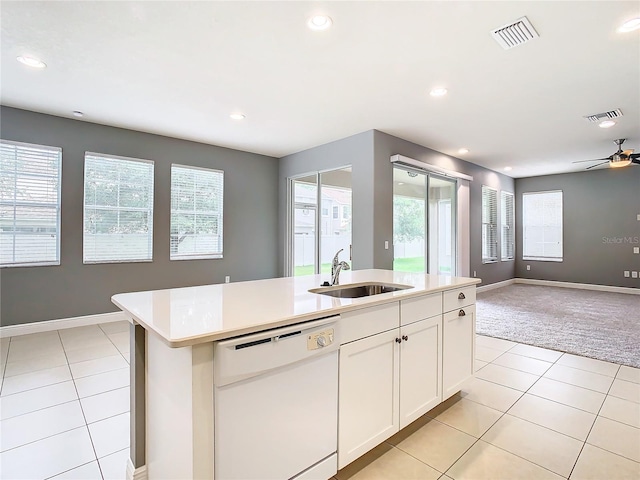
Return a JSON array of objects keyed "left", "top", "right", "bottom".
[{"left": 476, "top": 284, "right": 640, "bottom": 368}]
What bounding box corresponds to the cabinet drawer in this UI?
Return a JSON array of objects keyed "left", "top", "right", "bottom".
[
  {"left": 443, "top": 286, "right": 475, "bottom": 312},
  {"left": 340, "top": 302, "right": 399, "bottom": 345},
  {"left": 400, "top": 292, "right": 442, "bottom": 326}
]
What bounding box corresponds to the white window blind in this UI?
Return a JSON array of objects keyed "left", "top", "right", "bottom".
[
  {"left": 482, "top": 186, "right": 498, "bottom": 263},
  {"left": 501, "top": 191, "right": 515, "bottom": 260},
  {"left": 523, "top": 191, "right": 563, "bottom": 261},
  {"left": 0, "top": 140, "right": 62, "bottom": 267},
  {"left": 83, "top": 153, "right": 154, "bottom": 263},
  {"left": 170, "top": 164, "right": 223, "bottom": 260}
]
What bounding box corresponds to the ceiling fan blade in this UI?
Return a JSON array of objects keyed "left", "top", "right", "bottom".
[
  {"left": 572, "top": 157, "right": 609, "bottom": 164},
  {"left": 632, "top": 158, "right": 640, "bottom": 165},
  {"left": 585, "top": 161, "right": 609, "bottom": 170},
  {"left": 629, "top": 153, "right": 640, "bottom": 159}
]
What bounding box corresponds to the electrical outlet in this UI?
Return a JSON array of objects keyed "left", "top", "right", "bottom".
[
  {"left": 624, "top": 271, "right": 630, "bottom": 278},
  {"left": 632, "top": 271, "right": 639, "bottom": 279},
  {"left": 473, "top": 270, "right": 477, "bottom": 277},
  {"left": 526, "top": 265, "right": 531, "bottom": 271},
  {"left": 384, "top": 240, "right": 389, "bottom": 250},
  {"left": 637, "top": 214, "right": 640, "bottom": 221},
  {"left": 634, "top": 247, "right": 639, "bottom": 254},
  {"left": 225, "top": 276, "right": 230, "bottom": 283}
]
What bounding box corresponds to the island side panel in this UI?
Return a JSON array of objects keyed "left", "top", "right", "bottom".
[{"left": 130, "top": 323, "right": 146, "bottom": 475}]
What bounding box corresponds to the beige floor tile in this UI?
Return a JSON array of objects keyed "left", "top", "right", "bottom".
[
  {"left": 557, "top": 353, "right": 620, "bottom": 377},
  {"left": 0, "top": 381, "right": 78, "bottom": 421},
  {"left": 459, "top": 377, "right": 523, "bottom": 412},
  {"left": 108, "top": 331, "right": 130, "bottom": 354},
  {"left": 492, "top": 352, "right": 553, "bottom": 376},
  {"left": 609, "top": 378, "right": 640, "bottom": 403},
  {"left": 80, "top": 386, "right": 130, "bottom": 424},
  {"left": 528, "top": 377, "right": 605, "bottom": 414},
  {"left": 544, "top": 364, "right": 614, "bottom": 394},
  {"left": 0, "top": 426, "right": 96, "bottom": 479},
  {"left": 50, "top": 461, "right": 103, "bottom": 479},
  {"left": 74, "top": 367, "right": 130, "bottom": 398},
  {"left": 65, "top": 342, "right": 121, "bottom": 364},
  {"left": 570, "top": 443, "right": 640, "bottom": 480},
  {"left": 4, "top": 351, "right": 68, "bottom": 377},
  {"left": 587, "top": 416, "right": 640, "bottom": 462},
  {"left": 1, "top": 337, "right": 10, "bottom": 369},
  {"left": 59, "top": 325, "right": 106, "bottom": 341},
  {"left": 7, "top": 338, "right": 65, "bottom": 363},
  {"left": 509, "top": 343, "right": 564, "bottom": 363},
  {"left": 61, "top": 334, "right": 114, "bottom": 353},
  {"left": 337, "top": 442, "right": 394, "bottom": 479},
  {"left": 599, "top": 395, "right": 640, "bottom": 429},
  {"left": 433, "top": 398, "right": 503, "bottom": 438},
  {"left": 0, "top": 400, "right": 86, "bottom": 452},
  {"left": 475, "top": 346, "right": 504, "bottom": 363},
  {"left": 394, "top": 418, "right": 476, "bottom": 472},
  {"left": 338, "top": 444, "right": 441, "bottom": 480},
  {"left": 508, "top": 393, "right": 596, "bottom": 440},
  {"left": 98, "top": 447, "right": 129, "bottom": 479},
  {"left": 0, "top": 365, "right": 72, "bottom": 396},
  {"left": 9, "top": 331, "right": 60, "bottom": 344},
  {"left": 69, "top": 355, "right": 128, "bottom": 379},
  {"left": 482, "top": 414, "right": 583, "bottom": 477},
  {"left": 99, "top": 321, "right": 130, "bottom": 335},
  {"left": 447, "top": 440, "right": 563, "bottom": 480},
  {"left": 475, "top": 336, "right": 517, "bottom": 352},
  {"left": 475, "top": 363, "right": 540, "bottom": 391},
  {"left": 617, "top": 365, "right": 640, "bottom": 385},
  {"left": 87, "top": 412, "right": 130, "bottom": 458},
  {"left": 474, "top": 360, "right": 488, "bottom": 372}
]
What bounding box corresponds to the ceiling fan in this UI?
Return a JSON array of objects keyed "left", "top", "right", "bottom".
[{"left": 573, "top": 139, "right": 640, "bottom": 170}]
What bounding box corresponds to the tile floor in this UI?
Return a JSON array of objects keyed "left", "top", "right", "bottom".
[{"left": 1, "top": 324, "right": 639, "bottom": 479}]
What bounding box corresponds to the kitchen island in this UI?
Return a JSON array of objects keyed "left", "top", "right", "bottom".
[{"left": 112, "top": 269, "right": 480, "bottom": 480}]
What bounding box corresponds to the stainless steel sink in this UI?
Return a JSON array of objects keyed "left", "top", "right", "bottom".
[{"left": 309, "top": 282, "right": 412, "bottom": 298}]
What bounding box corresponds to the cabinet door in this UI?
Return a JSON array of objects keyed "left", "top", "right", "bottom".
[
  {"left": 399, "top": 315, "right": 442, "bottom": 429},
  {"left": 442, "top": 305, "right": 475, "bottom": 400},
  {"left": 338, "top": 329, "right": 400, "bottom": 469}
]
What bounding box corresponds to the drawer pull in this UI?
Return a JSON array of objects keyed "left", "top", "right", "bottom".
[
  {"left": 458, "top": 309, "right": 466, "bottom": 317},
  {"left": 458, "top": 292, "right": 466, "bottom": 300},
  {"left": 402, "top": 335, "right": 408, "bottom": 341}
]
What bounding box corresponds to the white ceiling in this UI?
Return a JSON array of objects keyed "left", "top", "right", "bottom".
[{"left": 1, "top": 1, "right": 639, "bottom": 178}]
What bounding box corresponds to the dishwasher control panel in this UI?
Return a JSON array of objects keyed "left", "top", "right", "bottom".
[{"left": 307, "top": 328, "right": 334, "bottom": 350}]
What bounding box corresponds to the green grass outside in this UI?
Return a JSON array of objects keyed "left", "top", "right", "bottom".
[{"left": 295, "top": 256, "right": 450, "bottom": 276}]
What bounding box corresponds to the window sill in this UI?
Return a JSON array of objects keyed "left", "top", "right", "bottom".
[{"left": 522, "top": 257, "right": 563, "bottom": 262}]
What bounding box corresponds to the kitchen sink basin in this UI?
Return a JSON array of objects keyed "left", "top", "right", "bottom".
[{"left": 309, "top": 282, "right": 412, "bottom": 298}]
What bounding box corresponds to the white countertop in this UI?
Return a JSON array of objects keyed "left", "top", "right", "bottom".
[{"left": 112, "top": 269, "right": 480, "bottom": 347}]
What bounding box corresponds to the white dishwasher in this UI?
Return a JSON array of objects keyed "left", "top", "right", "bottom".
[{"left": 213, "top": 315, "right": 340, "bottom": 480}]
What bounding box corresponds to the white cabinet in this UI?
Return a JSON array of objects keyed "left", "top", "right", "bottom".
[
  {"left": 338, "top": 328, "right": 399, "bottom": 469},
  {"left": 442, "top": 289, "right": 476, "bottom": 400},
  {"left": 399, "top": 314, "right": 442, "bottom": 429}
]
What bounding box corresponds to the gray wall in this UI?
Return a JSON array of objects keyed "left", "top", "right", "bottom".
[
  {"left": 1, "top": 107, "right": 279, "bottom": 326},
  {"left": 278, "top": 129, "right": 516, "bottom": 286},
  {"left": 515, "top": 167, "right": 640, "bottom": 288}
]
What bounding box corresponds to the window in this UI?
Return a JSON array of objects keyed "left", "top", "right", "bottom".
[
  {"left": 481, "top": 186, "right": 498, "bottom": 263},
  {"left": 523, "top": 190, "right": 563, "bottom": 261},
  {"left": 342, "top": 205, "right": 350, "bottom": 220},
  {"left": 83, "top": 152, "right": 154, "bottom": 263},
  {"left": 170, "top": 164, "right": 223, "bottom": 260},
  {"left": 501, "top": 191, "right": 515, "bottom": 260},
  {"left": 332, "top": 205, "right": 339, "bottom": 219},
  {"left": 321, "top": 200, "right": 330, "bottom": 217},
  {"left": 0, "top": 140, "right": 62, "bottom": 267}
]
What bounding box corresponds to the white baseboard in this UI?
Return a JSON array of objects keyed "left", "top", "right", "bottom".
[
  {"left": 515, "top": 278, "right": 640, "bottom": 295},
  {"left": 126, "top": 458, "right": 148, "bottom": 480},
  {"left": 477, "top": 279, "right": 516, "bottom": 293},
  {"left": 0, "top": 311, "right": 131, "bottom": 338}
]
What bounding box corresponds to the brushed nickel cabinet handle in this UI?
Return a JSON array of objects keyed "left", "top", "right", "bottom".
[
  {"left": 458, "top": 292, "right": 466, "bottom": 300},
  {"left": 459, "top": 309, "right": 466, "bottom": 316}
]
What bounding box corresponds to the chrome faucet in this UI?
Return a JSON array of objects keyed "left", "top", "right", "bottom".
[{"left": 331, "top": 249, "right": 350, "bottom": 285}]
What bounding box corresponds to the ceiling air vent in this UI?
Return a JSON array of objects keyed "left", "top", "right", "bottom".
[
  {"left": 491, "top": 16, "right": 539, "bottom": 50},
  {"left": 583, "top": 109, "right": 624, "bottom": 123}
]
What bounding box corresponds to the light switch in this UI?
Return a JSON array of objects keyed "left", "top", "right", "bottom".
[
  {"left": 634, "top": 247, "right": 639, "bottom": 254},
  {"left": 384, "top": 241, "right": 389, "bottom": 250},
  {"left": 632, "top": 271, "right": 639, "bottom": 279}
]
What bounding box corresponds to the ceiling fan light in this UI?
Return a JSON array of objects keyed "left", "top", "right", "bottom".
[{"left": 611, "top": 159, "right": 631, "bottom": 168}]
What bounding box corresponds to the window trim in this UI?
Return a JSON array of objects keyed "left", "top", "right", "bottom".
[
  {"left": 82, "top": 151, "right": 155, "bottom": 264},
  {"left": 481, "top": 185, "right": 498, "bottom": 264},
  {"left": 501, "top": 191, "right": 515, "bottom": 261},
  {"left": 522, "top": 189, "right": 563, "bottom": 262},
  {"left": 170, "top": 163, "right": 224, "bottom": 261},
  {"left": 0, "top": 139, "right": 62, "bottom": 268}
]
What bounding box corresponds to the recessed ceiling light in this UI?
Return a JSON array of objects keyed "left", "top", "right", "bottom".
[
  {"left": 73, "top": 111, "right": 84, "bottom": 118},
  {"left": 458, "top": 148, "right": 469, "bottom": 154},
  {"left": 503, "top": 166, "right": 513, "bottom": 171},
  {"left": 307, "top": 15, "right": 332, "bottom": 31},
  {"left": 598, "top": 120, "right": 616, "bottom": 128},
  {"left": 16, "top": 55, "right": 46, "bottom": 68},
  {"left": 230, "top": 113, "right": 245, "bottom": 120},
  {"left": 429, "top": 87, "right": 448, "bottom": 97},
  {"left": 398, "top": 182, "right": 405, "bottom": 185},
  {"left": 618, "top": 18, "right": 640, "bottom": 33}
]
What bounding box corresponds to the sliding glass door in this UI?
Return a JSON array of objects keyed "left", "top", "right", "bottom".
[
  {"left": 393, "top": 167, "right": 456, "bottom": 275},
  {"left": 289, "top": 167, "right": 352, "bottom": 276}
]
